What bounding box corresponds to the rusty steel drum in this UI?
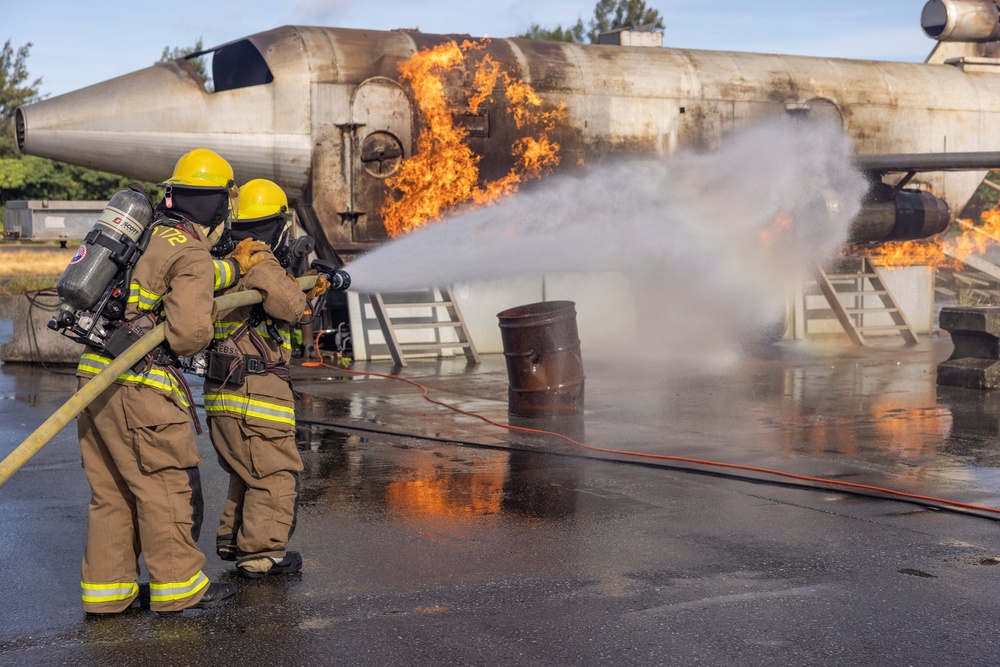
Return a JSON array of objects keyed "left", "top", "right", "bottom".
[{"left": 497, "top": 301, "right": 584, "bottom": 417}]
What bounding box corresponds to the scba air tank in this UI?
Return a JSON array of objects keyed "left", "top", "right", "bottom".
[{"left": 57, "top": 189, "right": 154, "bottom": 311}]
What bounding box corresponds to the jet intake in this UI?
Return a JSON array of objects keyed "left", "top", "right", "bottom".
[
  {"left": 14, "top": 108, "right": 25, "bottom": 154},
  {"left": 921, "top": 0, "right": 1000, "bottom": 42},
  {"left": 850, "top": 187, "right": 951, "bottom": 244}
]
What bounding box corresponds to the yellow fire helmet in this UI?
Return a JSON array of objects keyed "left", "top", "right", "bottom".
[
  {"left": 161, "top": 148, "right": 236, "bottom": 190},
  {"left": 236, "top": 178, "right": 288, "bottom": 221}
]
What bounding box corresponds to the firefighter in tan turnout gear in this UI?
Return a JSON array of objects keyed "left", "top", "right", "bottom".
[
  {"left": 76, "top": 148, "right": 270, "bottom": 614},
  {"left": 205, "top": 178, "right": 329, "bottom": 578}
]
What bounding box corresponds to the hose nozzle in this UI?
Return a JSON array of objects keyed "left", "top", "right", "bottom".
[{"left": 310, "top": 259, "right": 351, "bottom": 291}]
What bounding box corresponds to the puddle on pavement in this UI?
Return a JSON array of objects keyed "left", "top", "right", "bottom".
[
  {"left": 653, "top": 357, "right": 1000, "bottom": 491},
  {"left": 0, "top": 362, "right": 76, "bottom": 409},
  {"left": 295, "top": 423, "right": 581, "bottom": 521}
]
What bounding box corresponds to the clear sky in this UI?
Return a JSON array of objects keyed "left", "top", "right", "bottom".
[{"left": 8, "top": 0, "right": 936, "bottom": 98}]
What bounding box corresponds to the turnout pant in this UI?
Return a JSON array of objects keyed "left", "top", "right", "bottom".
[
  {"left": 77, "top": 381, "right": 209, "bottom": 614},
  {"left": 209, "top": 416, "right": 301, "bottom": 564}
]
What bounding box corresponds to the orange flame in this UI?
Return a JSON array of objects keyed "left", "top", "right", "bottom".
[
  {"left": 758, "top": 212, "right": 793, "bottom": 249},
  {"left": 858, "top": 208, "right": 1000, "bottom": 268},
  {"left": 381, "top": 39, "right": 566, "bottom": 237}
]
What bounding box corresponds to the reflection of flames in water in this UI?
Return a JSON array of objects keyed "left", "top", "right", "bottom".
[
  {"left": 856, "top": 209, "right": 1000, "bottom": 267},
  {"left": 781, "top": 380, "right": 952, "bottom": 483},
  {"left": 385, "top": 464, "right": 506, "bottom": 517},
  {"left": 871, "top": 401, "right": 953, "bottom": 480},
  {"left": 381, "top": 39, "right": 565, "bottom": 237}
]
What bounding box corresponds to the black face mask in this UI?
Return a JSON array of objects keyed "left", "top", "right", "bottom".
[
  {"left": 231, "top": 215, "right": 290, "bottom": 266},
  {"left": 156, "top": 186, "right": 230, "bottom": 231},
  {"left": 232, "top": 215, "right": 289, "bottom": 268},
  {"left": 231, "top": 216, "right": 281, "bottom": 245}
]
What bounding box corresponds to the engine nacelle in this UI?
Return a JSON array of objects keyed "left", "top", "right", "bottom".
[
  {"left": 850, "top": 185, "right": 951, "bottom": 244},
  {"left": 922, "top": 0, "right": 1000, "bottom": 42}
]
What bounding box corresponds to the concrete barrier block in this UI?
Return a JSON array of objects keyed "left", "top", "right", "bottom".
[
  {"left": 0, "top": 293, "right": 84, "bottom": 364},
  {"left": 938, "top": 306, "right": 1000, "bottom": 389}
]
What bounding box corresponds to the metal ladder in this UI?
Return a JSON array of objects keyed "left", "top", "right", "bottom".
[
  {"left": 368, "top": 286, "right": 480, "bottom": 367},
  {"left": 810, "top": 256, "right": 919, "bottom": 346}
]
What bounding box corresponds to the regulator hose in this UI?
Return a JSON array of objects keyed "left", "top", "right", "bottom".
[{"left": 0, "top": 275, "right": 318, "bottom": 486}]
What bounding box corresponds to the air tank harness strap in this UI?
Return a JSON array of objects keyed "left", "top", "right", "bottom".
[
  {"left": 84, "top": 225, "right": 130, "bottom": 257},
  {"left": 103, "top": 312, "right": 203, "bottom": 435},
  {"left": 206, "top": 320, "right": 291, "bottom": 387},
  {"left": 243, "top": 325, "right": 291, "bottom": 382},
  {"left": 241, "top": 321, "right": 290, "bottom": 381}
]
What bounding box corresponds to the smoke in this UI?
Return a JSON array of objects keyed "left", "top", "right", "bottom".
[{"left": 346, "top": 119, "right": 868, "bottom": 360}]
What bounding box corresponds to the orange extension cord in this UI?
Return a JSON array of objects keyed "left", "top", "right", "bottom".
[{"left": 303, "top": 338, "right": 1000, "bottom": 519}]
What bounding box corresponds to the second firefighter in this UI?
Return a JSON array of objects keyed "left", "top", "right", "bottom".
[{"left": 203, "top": 178, "right": 329, "bottom": 578}]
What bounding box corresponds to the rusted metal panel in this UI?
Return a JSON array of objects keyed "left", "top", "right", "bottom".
[{"left": 348, "top": 77, "right": 413, "bottom": 244}]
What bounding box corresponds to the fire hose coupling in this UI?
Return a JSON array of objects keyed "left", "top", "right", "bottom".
[{"left": 309, "top": 259, "right": 351, "bottom": 291}]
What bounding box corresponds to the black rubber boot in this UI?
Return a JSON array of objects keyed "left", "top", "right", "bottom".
[
  {"left": 137, "top": 582, "right": 150, "bottom": 610},
  {"left": 156, "top": 581, "right": 237, "bottom": 614},
  {"left": 187, "top": 582, "right": 238, "bottom": 610},
  {"left": 216, "top": 535, "right": 237, "bottom": 562},
  {"left": 236, "top": 551, "right": 303, "bottom": 579}
]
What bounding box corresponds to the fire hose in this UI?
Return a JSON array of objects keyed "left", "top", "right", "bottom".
[{"left": 0, "top": 274, "right": 319, "bottom": 487}]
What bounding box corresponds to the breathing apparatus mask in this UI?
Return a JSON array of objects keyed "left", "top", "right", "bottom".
[
  {"left": 158, "top": 184, "right": 233, "bottom": 236},
  {"left": 231, "top": 210, "right": 292, "bottom": 267}
]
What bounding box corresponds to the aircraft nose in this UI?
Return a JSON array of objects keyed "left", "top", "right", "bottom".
[{"left": 15, "top": 62, "right": 208, "bottom": 182}]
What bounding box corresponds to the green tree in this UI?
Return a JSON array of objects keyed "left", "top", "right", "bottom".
[
  {"left": 160, "top": 38, "right": 212, "bottom": 90},
  {"left": 0, "top": 154, "right": 161, "bottom": 206},
  {"left": 587, "top": 0, "right": 664, "bottom": 43},
  {"left": 518, "top": 0, "right": 664, "bottom": 44},
  {"left": 518, "top": 20, "right": 585, "bottom": 43},
  {"left": 0, "top": 41, "right": 161, "bottom": 211},
  {"left": 0, "top": 40, "right": 43, "bottom": 159}
]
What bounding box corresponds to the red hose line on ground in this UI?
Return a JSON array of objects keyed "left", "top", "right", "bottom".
[{"left": 302, "top": 341, "right": 1000, "bottom": 517}]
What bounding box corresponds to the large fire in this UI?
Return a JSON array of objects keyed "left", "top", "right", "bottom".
[
  {"left": 857, "top": 208, "right": 1000, "bottom": 268},
  {"left": 381, "top": 40, "right": 566, "bottom": 237}
]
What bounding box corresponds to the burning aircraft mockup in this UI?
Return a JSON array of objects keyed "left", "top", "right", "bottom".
[{"left": 15, "top": 0, "right": 1000, "bottom": 261}]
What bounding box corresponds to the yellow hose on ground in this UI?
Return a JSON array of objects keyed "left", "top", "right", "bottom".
[{"left": 0, "top": 275, "right": 318, "bottom": 486}]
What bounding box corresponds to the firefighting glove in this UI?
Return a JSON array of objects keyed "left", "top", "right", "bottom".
[
  {"left": 303, "top": 269, "right": 330, "bottom": 299},
  {"left": 229, "top": 238, "right": 271, "bottom": 276}
]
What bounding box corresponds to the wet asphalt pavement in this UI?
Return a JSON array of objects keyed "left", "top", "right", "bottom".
[{"left": 3, "top": 327, "right": 1000, "bottom": 666}]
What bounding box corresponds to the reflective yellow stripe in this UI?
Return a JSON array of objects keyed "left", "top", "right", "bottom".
[
  {"left": 213, "top": 259, "right": 237, "bottom": 291},
  {"left": 77, "top": 352, "right": 190, "bottom": 408},
  {"left": 214, "top": 321, "right": 293, "bottom": 350},
  {"left": 81, "top": 580, "right": 139, "bottom": 604},
  {"left": 204, "top": 392, "right": 295, "bottom": 426},
  {"left": 149, "top": 570, "right": 210, "bottom": 603},
  {"left": 213, "top": 321, "right": 243, "bottom": 339},
  {"left": 127, "top": 280, "right": 162, "bottom": 312}
]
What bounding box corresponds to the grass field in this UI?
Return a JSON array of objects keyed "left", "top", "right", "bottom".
[{"left": 0, "top": 244, "right": 77, "bottom": 295}]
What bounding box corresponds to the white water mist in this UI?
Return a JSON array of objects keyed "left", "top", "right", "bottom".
[{"left": 346, "top": 119, "right": 868, "bottom": 358}]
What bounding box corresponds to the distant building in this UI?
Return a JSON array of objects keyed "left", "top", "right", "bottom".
[{"left": 597, "top": 25, "right": 663, "bottom": 48}]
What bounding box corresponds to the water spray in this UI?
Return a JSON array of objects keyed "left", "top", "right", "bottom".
[{"left": 346, "top": 119, "right": 868, "bottom": 358}]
